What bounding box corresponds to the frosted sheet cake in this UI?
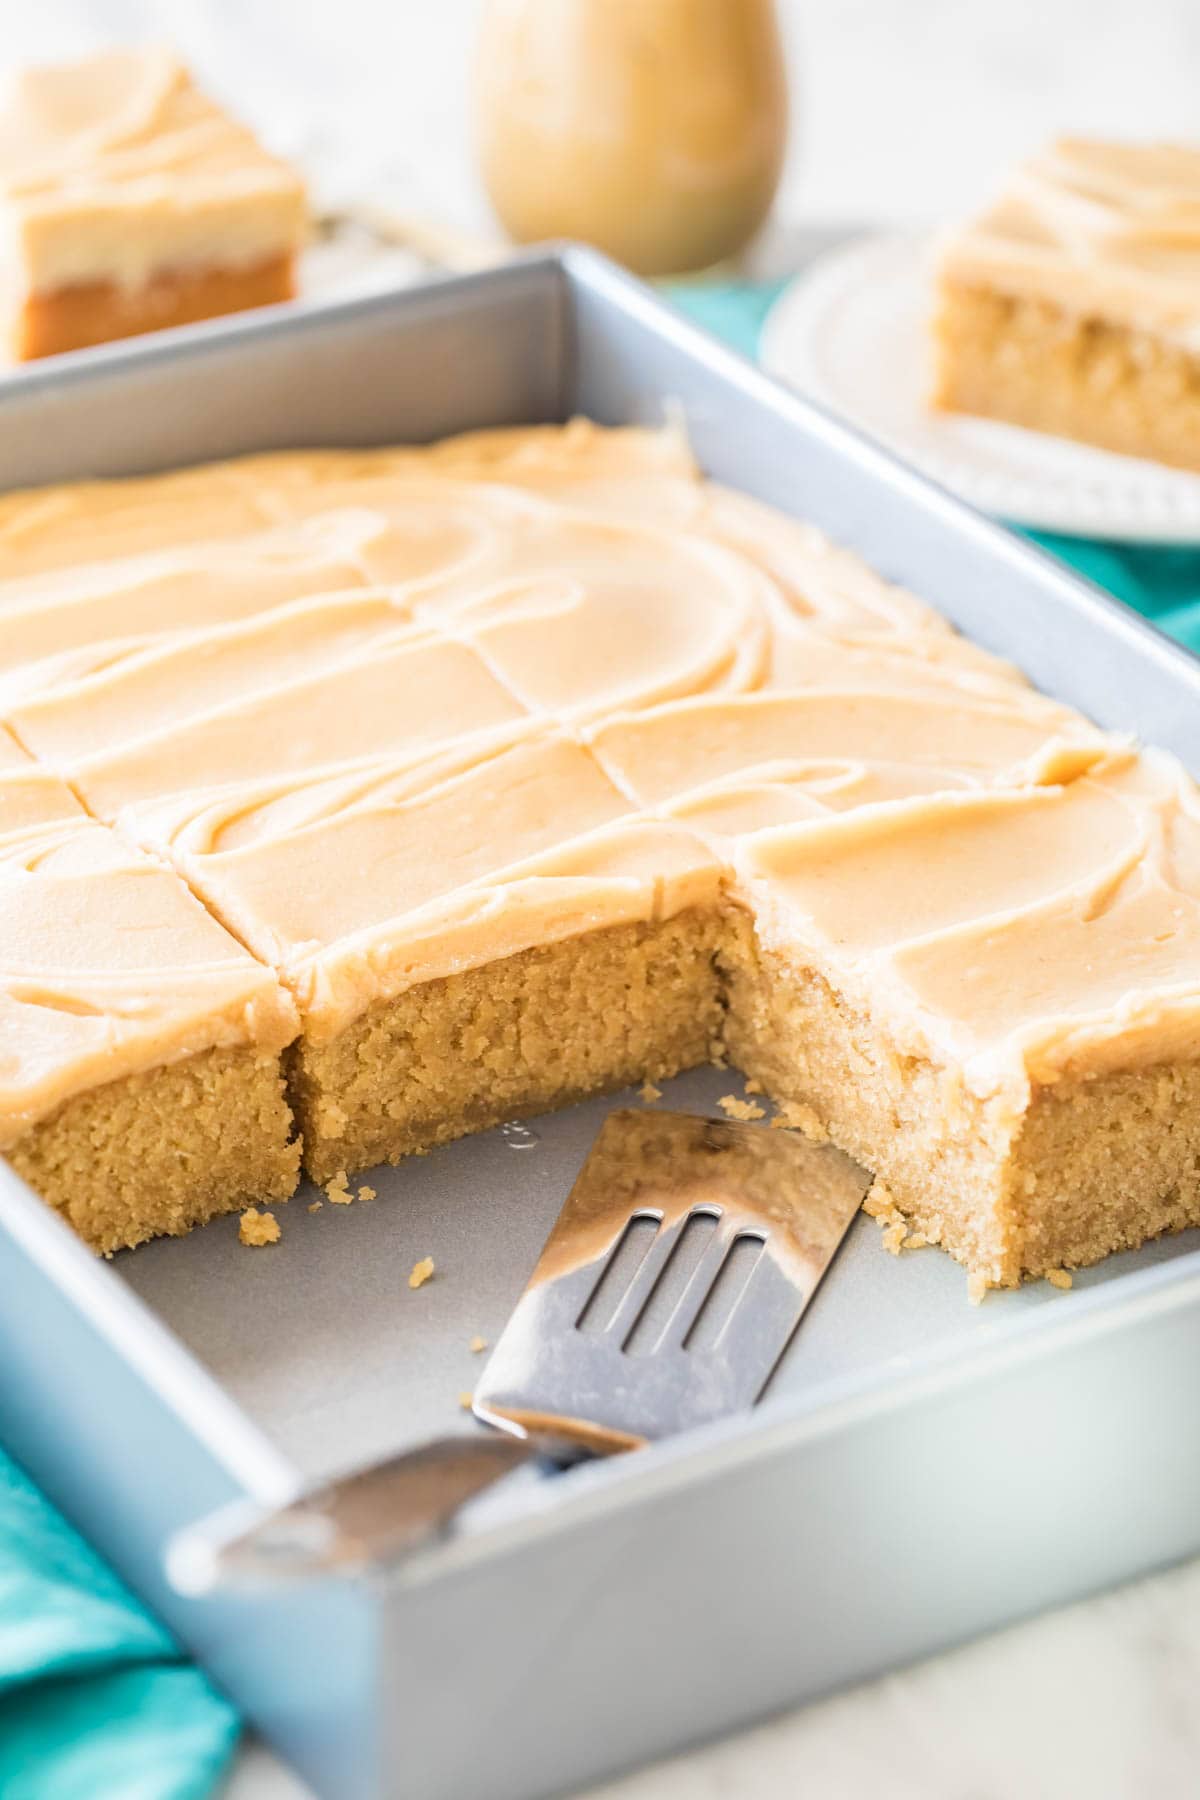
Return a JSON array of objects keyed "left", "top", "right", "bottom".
[{"left": 2, "top": 421, "right": 1199, "bottom": 1290}]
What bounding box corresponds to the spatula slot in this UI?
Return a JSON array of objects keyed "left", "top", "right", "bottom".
[
  {"left": 682, "top": 1232, "right": 767, "bottom": 1354},
  {"left": 575, "top": 1212, "right": 660, "bottom": 1335},
  {"left": 621, "top": 1209, "right": 722, "bottom": 1358}
]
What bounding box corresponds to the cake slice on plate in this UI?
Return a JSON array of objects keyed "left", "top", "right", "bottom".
[
  {"left": 932, "top": 138, "right": 1200, "bottom": 468},
  {"left": 0, "top": 46, "right": 306, "bottom": 360}
]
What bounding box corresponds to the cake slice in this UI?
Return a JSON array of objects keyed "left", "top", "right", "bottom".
[
  {"left": 0, "top": 47, "right": 306, "bottom": 361},
  {"left": 0, "top": 769, "right": 299, "bottom": 1252},
  {"left": 721, "top": 753, "right": 1200, "bottom": 1288},
  {"left": 116, "top": 732, "right": 727, "bottom": 1184},
  {"left": 932, "top": 138, "right": 1200, "bottom": 468}
]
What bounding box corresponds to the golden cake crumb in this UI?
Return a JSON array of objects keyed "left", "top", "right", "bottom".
[
  {"left": 357, "top": 1184, "right": 377, "bottom": 1202},
  {"left": 770, "top": 1099, "right": 830, "bottom": 1142},
  {"left": 744, "top": 1078, "right": 763, "bottom": 1095},
  {"left": 409, "top": 1255, "right": 435, "bottom": 1289},
  {"left": 718, "top": 1094, "right": 765, "bottom": 1121},
  {"left": 638, "top": 1081, "right": 662, "bottom": 1103},
  {"left": 967, "top": 1271, "right": 991, "bottom": 1305},
  {"left": 239, "top": 1208, "right": 280, "bottom": 1246},
  {"left": 1046, "top": 1267, "right": 1073, "bottom": 1291},
  {"left": 469, "top": 1334, "right": 488, "bottom": 1353},
  {"left": 864, "top": 1180, "right": 930, "bottom": 1257},
  {"left": 307, "top": 1200, "right": 322, "bottom": 1213},
  {"left": 862, "top": 1179, "right": 900, "bottom": 1222},
  {"left": 324, "top": 1169, "right": 353, "bottom": 1204},
  {"left": 458, "top": 1391, "right": 474, "bottom": 1411}
]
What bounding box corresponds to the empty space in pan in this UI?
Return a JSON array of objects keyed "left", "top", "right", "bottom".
[{"left": 116, "top": 1063, "right": 1200, "bottom": 1485}]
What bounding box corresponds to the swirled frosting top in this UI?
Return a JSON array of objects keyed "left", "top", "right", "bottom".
[
  {"left": 937, "top": 136, "right": 1200, "bottom": 344},
  {"left": 0, "top": 810, "right": 299, "bottom": 1150},
  {"left": 0, "top": 48, "right": 306, "bottom": 291},
  {"left": 0, "top": 419, "right": 1196, "bottom": 1129}
]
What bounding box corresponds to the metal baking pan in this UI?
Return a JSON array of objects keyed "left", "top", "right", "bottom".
[{"left": 2, "top": 249, "right": 1200, "bottom": 1800}]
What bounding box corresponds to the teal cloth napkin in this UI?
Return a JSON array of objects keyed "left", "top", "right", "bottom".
[
  {"left": 4, "top": 272, "right": 1198, "bottom": 1800},
  {"left": 0, "top": 1446, "right": 238, "bottom": 1799},
  {"left": 668, "top": 278, "right": 1200, "bottom": 655}
]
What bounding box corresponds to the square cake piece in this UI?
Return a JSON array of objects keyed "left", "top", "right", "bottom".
[
  {"left": 720, "top": 754, "right": 1200, "bottom": 1288},
  {"left": 113, "top": 731, "right": 729, "bottom": 1186},
  {"left": 0, "top": 755, "right": 299, "bottom": 1252},
  {"left": 0, "top": 48, "right": 306, "bottom": 361},
  {"left": 931, "top": 138, "right": 1200, "bottom": 468}
]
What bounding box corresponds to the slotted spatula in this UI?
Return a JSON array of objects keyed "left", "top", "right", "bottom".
[
  {"left": 175, "top": 1110, "right": 870, "bottom": 1590},
  {"left": 473, "top": 1108, "right": 871, "bottom": 1453}
]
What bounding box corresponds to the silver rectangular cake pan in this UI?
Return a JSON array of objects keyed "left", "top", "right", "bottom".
[{"left": 2, "top": 250, "right": 1200, "bottom": 1800}]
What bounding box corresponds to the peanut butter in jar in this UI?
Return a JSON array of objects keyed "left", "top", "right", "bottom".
[{"left": 475, "top": 0, "right": 789, "bottom": 276}]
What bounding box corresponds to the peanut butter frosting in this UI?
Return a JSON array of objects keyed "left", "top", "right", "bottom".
[
  {"left": 938, "top": 136, "right": 1200, "bottom": 346},
  {"left": 119, "top": 732, "right": 724, "bottom": 1043},
  {"left": 0, "top": 48, "right": 305, "bottom": 294},
  {"left": 0, "top": 805, "right": 297, "bottom": 1150},
  {"left": 739, "top": 749, "right": 1200, "bottom": 1106},
  {"left": 0, "top": 725, "right": 81, "bottom": 838},
  {"left": 0, "top": 419, "right": 1197, "bottom": 1134}
]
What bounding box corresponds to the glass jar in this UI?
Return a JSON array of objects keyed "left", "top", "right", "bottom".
[{"left": 475, "top": 0, "right": 788, "bottom": 276}]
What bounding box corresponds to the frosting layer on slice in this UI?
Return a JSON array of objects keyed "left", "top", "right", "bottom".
[
  {"left": 739, "top": 752, "right": 1200, "bottom": 1100},
  {"left": 0, "top": 48, "right": 305, "bottom": 292},
  {"left": 121, "top": 732, "right": 724, "bottom": 1042},
  {"left": 0, "top": 802, "right": 298, "bottom": 1147},
  {"left": 938, "top": 136, "right": 1200, "bottom": 344}
]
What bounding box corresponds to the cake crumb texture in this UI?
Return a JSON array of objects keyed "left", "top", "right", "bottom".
[
  {"left": 409, "top": 1257, "right": 435, "bottom": 1290},
  {"left": 770, "top": 1100, "right": 830, "bottom": 1142},
  {"left": 718, "top": 1094, "right": 766, "bottom": 1121},
  {"left": 290, "top": 910, "right": 728, "bottom": 1184},
  {"left": 239, "top": 1207, "right": 281, "bottom": 1247},
  {"left": 9, "top": 1047, "right": 298, "bottom": 1256},
  {"left": 932, "top": 282, "right": 1200, "bottom": 470}
]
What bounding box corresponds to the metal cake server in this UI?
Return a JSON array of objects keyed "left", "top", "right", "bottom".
[
  {"left": 175, "top": 1110, "right": 869, "bottom": 1591},
  {"left": 473, "top": 1109, "right": 871, "bottom": 1453}
]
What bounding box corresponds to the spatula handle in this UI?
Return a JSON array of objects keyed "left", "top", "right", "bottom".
[{"left": 168, "top": 1434, "right": 536, "bottom": 1592}]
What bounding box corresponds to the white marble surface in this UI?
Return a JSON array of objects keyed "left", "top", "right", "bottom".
[{"left": 5, "top": 6, "right": 1200, "bottom": 1798}]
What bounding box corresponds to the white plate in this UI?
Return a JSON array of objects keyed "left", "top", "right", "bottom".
[{"left": 761, "top": 232, "right": 1200, "bottom": 543}]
